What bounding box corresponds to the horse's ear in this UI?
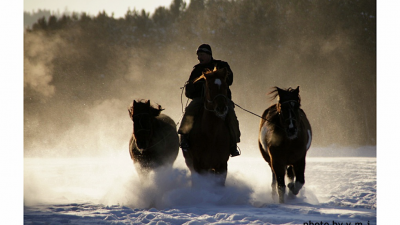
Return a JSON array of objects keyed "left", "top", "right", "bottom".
[
  {"left": 133, "top": 100, "right": 137, "bottom": 115},
  {"left": 146, "top": 100, "right": 150, "bottom": 106},
  {"left": 295, "top": 86, "right": 300, "bottom": 104},
  {"left": 277, "top": 87, "right": 284, "bottom": 96},
  {"left": 128, "top": 107, "right": 133, "bottom": 120},
  {"left": 294, "top": 86, "right": 300, "bottom": 96}
]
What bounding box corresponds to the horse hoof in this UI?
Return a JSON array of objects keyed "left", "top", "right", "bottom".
[
  {"left": 278, "top": 195, "right": 285, "bottom": 203},
  {"left": 288, "top": 181, "right": 303, "bottom": 195}
]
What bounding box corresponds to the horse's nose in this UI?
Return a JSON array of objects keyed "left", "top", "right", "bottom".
[
  {"left": 137, "top": 140, "right": 147, "bottom": 150},
  {"left": 216, "top": 105, "right": 227, "bottom": 113}
]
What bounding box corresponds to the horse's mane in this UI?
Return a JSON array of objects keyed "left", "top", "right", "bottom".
[
  {"left": 268, "top": 87, "right": 280, "bottom": 101},
  {"left": 193, "top": 67, "right": 226, "bottom": 83},
  {"left": 268, "top": 86, "right": 301, "bottom": 105},
  {"left": 264, "top": 86, "right": 301, "bottom": 126},
  {"left": 128, "top": 99, "right": 164, "bottom": 117}
]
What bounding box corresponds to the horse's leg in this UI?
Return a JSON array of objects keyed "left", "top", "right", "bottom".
[
  {"left": 288, "top": 157, "right": 305, "bottom": 195},
  {"left": 269, "top": 166, "right": 280, "bottom": 203},
  {"left": 215, "top": 162, "right": 228, "bottom": 186},
  {"left": 129, "top": 136, "right": 135, "bottom": 160},
  {"left": 287, "top": 165, "right": 295, "bottom": 184},
  {"left": 271, "top": 160, "right": 286, "bottom": 203},
  {"left": 270, "top": 166, "right": 277, "bottom": 195},
  {"left": 182, "top": 148, "right": 194, "bottom": 172},
  {"left": 262, "top": 147, "right": 275, "bottom": 193},
  {"left": 188, "top": 156, "right": 203, "bottom": 187},
  {"left": 135, "top": 163, "right": 149, "bottom": 183}
]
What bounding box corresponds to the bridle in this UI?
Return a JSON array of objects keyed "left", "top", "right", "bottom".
[
  {"left": 279, "top": 100, "right": 300, "bottom": 133},
  {"left": 204, "top": 93, "right": 229, "bottom": 119},
  {"left": 132, "top": 113, "right": 154, "bottom": 145}
]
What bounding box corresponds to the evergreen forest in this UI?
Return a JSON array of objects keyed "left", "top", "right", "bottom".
[{"left": 24, "top": 0, "right": 376, "bottom": 156}]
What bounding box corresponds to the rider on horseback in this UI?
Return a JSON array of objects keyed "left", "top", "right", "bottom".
[{"left": 178, "top": 44, "right": 241, "bottom": 157}]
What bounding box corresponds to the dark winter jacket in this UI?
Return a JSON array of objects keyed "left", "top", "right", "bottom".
[{"left": 185, "top": 58, "right": 234, "bottom": 99}]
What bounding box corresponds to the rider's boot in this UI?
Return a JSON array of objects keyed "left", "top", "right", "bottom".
[
  {"left": 228, "top": 119, "right": 240, "bottom": 157},
  {"left": 230, "top": 144, "right": 240, "bottom": 157},
  {"left": 226, "top": 105, "right": 241, "bottom": 157}
]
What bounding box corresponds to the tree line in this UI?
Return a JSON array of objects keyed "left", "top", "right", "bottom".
[{"left": 24, "top": 0, "right": 376, "bottom": 155}]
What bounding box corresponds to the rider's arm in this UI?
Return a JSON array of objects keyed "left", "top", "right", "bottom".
[
  {"left": 224, "top": 62, "right": 233, "bottom": 86},
  {"left": 185, "top": 67, "right": 204, "bottom": 99}
]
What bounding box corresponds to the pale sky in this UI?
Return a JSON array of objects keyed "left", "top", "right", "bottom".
[{"left": 24, "top": 0, "right": 191, "bottom": 18}]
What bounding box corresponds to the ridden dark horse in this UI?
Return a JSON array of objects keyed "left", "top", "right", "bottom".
[
  {"left": 183, "top": 67, "right": 231, "bottom": 186},
  {"left": 128, "top": 99, "right": 179, "bottom": 180},
  {"left": 258, "top": 86, "right": 312, "bottom": 203}
]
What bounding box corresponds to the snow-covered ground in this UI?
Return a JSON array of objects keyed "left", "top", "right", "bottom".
[{"left": 24, "top": 147, "right": 376, "bottom": 224}]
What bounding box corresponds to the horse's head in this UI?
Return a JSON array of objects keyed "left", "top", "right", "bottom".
[
  {"left": 128, "top": 99, "right": 163, "bottom": 150},
  {"left": 271, "top": 86, "right": 301, "bottom": 140},
  {"left": 195, "top": 67, "right": 229, "bottom": 119}
]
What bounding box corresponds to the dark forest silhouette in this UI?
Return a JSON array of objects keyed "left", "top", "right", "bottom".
[{"left": 24, "top": 0, "right": 376, "bottom": 156}]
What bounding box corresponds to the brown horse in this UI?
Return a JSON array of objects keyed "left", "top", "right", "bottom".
[
  {"left": 258, "top": 86, "right": 312, "bottom": 203},
  {"left": 128, "top": 99, "right": 179, "bottom": 180},
  {"left": 183, "top": 68, "right": 231, "bottom": 186}
]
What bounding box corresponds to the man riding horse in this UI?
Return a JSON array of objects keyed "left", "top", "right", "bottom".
[{"left": 178, "top": 44, "right": 241, "bottom": 157}]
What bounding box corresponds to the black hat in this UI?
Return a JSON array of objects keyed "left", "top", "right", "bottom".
[{"left": 196, "top": 44, "right": 212, "bottom": 55}]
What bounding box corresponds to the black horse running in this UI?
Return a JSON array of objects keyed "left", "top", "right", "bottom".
[
  {"left": 128, "top": 99, "right": 179, "bottom": 180},
  {"left": 258, "top": 86, "right": 312, "bottom": 203}
]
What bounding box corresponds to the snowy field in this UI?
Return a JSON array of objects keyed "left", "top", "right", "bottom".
[{"left": 24, "top": 147, "right": 376, "bottom": 225}]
